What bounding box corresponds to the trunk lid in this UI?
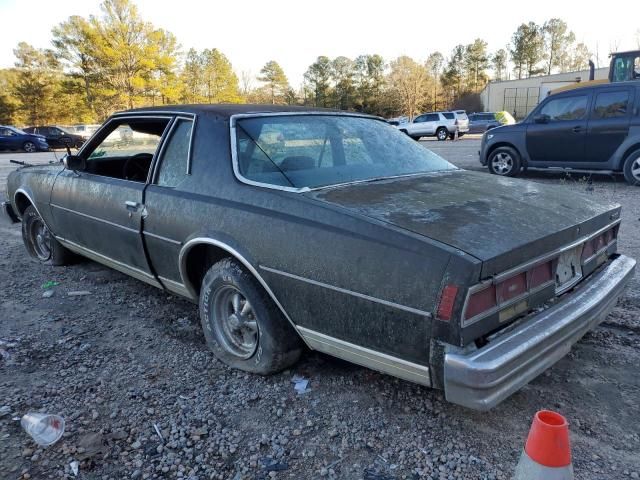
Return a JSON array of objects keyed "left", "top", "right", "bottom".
[{"left": 309, "top": 170, "right": 620, "bottom": 278}]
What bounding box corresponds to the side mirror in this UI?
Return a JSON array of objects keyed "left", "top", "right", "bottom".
[
  {"left": 63, "top": 155, "right": 86, "bottom": 171},
  {"left": 534, "top": 114, "right": 550, "bottom": 124}
]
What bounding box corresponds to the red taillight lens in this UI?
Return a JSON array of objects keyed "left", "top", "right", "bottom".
[
  {"left": 464, "top": 285, "right": 496, "bottom": 320},
  {"left": 581, "top": 239, "right": 595, "bottom": 261},
  {"left": 436, "top": 284, "right": 458, "bottom": 322},
  {"left": 530, "top": 261, "right": 553, "bottom": 288},
  {"left": 496, "top": 272, "right": 527, "bottom": 303}
]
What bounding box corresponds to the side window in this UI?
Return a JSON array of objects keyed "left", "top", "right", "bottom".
[
  {"left": 441, "top": 112, "right": 455, "bottom": 120},
  {"left": 414, "top": 115, "right": 426, "bottom": 123},
  {"left": 425, "top": 114, "right": 439, "bottom": 122},
  {"left": 156, "top": 119, "right": 193, "bottom": 187},
  {"left": 592, "top": 91, "right": 629, "bottom": 119},
  {"left": 539, "top": 95, "right": 588, "bottom": 121},
  {"left": 83, "top": 119, "right": 169, "bottom": 182}
]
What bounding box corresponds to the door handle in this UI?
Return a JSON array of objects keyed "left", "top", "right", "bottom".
[
  {"left": 572, "top": 126, "right": 582, "bottom": 133},
  {"left": 125, "top": 200, "right": 140, "bottom": 211}
]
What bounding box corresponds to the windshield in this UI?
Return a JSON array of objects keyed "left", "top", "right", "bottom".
[{"left": 235, "top": 115, "right": 455, "bottom": 189}]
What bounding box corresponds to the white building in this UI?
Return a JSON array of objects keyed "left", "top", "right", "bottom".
[{"left": 479, "top": 67, "right": 609, "bottom": 119}]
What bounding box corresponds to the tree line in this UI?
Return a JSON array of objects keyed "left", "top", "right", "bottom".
[{"left": 0, "top": 0, "right": 594, "bottom": 126}]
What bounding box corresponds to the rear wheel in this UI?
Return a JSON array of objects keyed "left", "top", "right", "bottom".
[
  {"left": 22, "top": 141, "right": 36, "bottom": 153},
  {"left": 199, "top": 258, "right": 302, "bottom": 374},
  {"left": 436, "top": 128, "right": 448, "bottom": 141},
  {"left": 21, "top": 205, "right": 74, "bottom": 265},
  {"left": 488, "top": 146, "right": 522, "bottom": 177},
  {"left": 622, "top": 150, "right": 640, "bottom": 186}
]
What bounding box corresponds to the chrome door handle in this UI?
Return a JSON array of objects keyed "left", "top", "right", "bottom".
[{"left": 125, "top": 200, "right": 140, "bottom": 211}]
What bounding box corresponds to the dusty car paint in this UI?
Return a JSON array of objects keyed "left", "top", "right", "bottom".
[{"left": 5, "top": 104, "right": 635, "bottom": 409}]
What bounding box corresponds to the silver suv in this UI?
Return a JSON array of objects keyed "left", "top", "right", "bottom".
[{"left": 397, "top": 111, "right": 469, "bottom": 140}]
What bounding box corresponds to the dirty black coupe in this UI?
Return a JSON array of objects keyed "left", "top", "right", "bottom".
[{"left": 3, "top": 105, "right": 635, "bottom": 410}]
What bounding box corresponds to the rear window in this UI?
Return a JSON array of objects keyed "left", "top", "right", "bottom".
[
  {"left": 234, "top": 115, "right": 455, "bottom": 189},
  {"left": 442, "top": 113, "right": 455, "bottom": 120},
  {"left": 455, "top": 111, "right": 469, "bottom": 120}
]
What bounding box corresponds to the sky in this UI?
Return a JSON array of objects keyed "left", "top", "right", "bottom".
[{"left": 0, "top": 0, "right": 638, "bottom": 88}]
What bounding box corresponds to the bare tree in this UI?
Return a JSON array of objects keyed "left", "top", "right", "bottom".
[{"left": 240, "top": 70, "right": 253, "bottom": 97}]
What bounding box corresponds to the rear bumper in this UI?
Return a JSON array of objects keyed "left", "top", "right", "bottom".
[
  {"left": 1, "top": 201, "right": 20, "bottom": 224},
  {"left": 443, "top": 254, "right": 636, "bottom": 410}
]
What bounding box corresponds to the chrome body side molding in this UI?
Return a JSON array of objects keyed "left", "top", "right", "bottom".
[
  {"left": 297, "top": 326, "right": 431, "bottom": 386},
  {"left": 177, "top": 237, "right": 310, "bottom": 347},
  {"left": 260, "top": 265, "right": 432, "bottom": 317},
  {"left": 158, "top": 276, "right": 191, "bottom": 297},
  {"left": 57, "top": 237, "right": 162, "bottom": 289}
]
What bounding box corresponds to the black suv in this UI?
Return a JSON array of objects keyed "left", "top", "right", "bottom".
[{"left": 479, "top": 81, "right": 640, "bottom": 185}]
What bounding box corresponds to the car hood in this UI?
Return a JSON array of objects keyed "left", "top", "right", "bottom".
[{"left": 309, "top": 170, "right": 620, "bottom": 277}]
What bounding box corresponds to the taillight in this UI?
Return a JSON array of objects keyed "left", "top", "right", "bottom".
[
  {"left": 530, "top": 261, "right": 553, "bottom": 288},
  {"left": 465, "top": 284, "right": 496, "bottom": 320},
  {"left": 436, "top": 284, "right": 458, "bottom": 322},
  {"left": 497, "top": 272, "right": 526, "bottom": 303}
]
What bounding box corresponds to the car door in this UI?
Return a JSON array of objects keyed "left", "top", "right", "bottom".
[
  {"left": 50, "top": 116, "right": 171, "bottom": 284},
  {"left": 422, "top": 113, "right": 439, "bottom": 135},
  {"left": 526, "top": 92, "right": 590, "bottom": 163},
  {"left": 407, "top": 115, "right": 427, "bottom": 135},
  {"left": 142, "top": 116, "right": 195, "bottom": 294},
  {"left": 585, "top": 88, "right": 634, "bottom": 164},
  {"left": 0, "top": 127, "right": 17, "bottom": 150}
]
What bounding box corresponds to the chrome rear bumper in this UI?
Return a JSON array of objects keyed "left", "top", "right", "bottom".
[{"left": 444, "top": 254, "right": 636, "bottom": 410}]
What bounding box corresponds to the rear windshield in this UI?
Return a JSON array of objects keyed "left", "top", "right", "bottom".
[
  {"left": 442, "top": 113, "right": 455, "bottom": 120},
  {"left": 235, "top": 115, "right": 455, "bottom": 189}
]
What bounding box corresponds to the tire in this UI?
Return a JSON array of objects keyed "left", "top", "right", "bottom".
[
  {"left": 622, "top": 150, "right": 640, "bottom": 186},
  {"left": 488, "top": 146, "right": 522, "bottom": 177},
  {"left": 21, "top": 205, "right": 74, "bottom": 266},
  {"left": 22, "top": 141, "right": 36, "bottom": 153},
  {"left": 199, "top": 258, "right": 302, "bottom": 375},
  {"left": 436, "top": 128, "right": 448, "bottom": 141}
]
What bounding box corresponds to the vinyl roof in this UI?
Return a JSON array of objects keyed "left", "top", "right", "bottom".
[{"left": 118, "top": 104, "right": 356, "bottom": 118}]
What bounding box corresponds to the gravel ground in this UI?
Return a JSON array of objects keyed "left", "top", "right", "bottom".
[{"left": 1, "top": 141, "right": 639, "bottom": 480}]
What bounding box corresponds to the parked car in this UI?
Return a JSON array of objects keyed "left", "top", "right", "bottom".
[
  {"left": 468, "top": 112, "right": 505, "bottom": 133},
  {"left": 3, "top": 105, "right": 635, "bottom": 410},
  {"left": 71, "top": 124, "right": 101, "bottom": 140},
  {"left": 397, "top": 111, "right": 469, "bottom": 141},
  {"left": 23, "top": 126, "right": 85, "bottom": 149},
  {"left": 0, "top": 126, "right": 49, "bottom": 152},
  {"left": 479, "top": 81, "right": 640, "bottom": 185}
]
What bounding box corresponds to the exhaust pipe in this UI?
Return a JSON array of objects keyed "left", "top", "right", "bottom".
[{"left": 588, "top": 60, "right": 595, "bottom": 81}]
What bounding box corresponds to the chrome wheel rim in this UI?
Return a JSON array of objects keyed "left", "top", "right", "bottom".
[
  {"left": 491, "top": 152, "right": 513, "bottom": 175},
  {"left": 30, "top": 218, "right": 51, "bottom": 261},
  {"left": 24, "top": 142, "right": 36, "bottom": 153},
  {"left": 211, "top": 286, "right": 259, "bottom": 359},
  {"left": 631, "top": 158, "right": 640, "bottom": 182},
  {"left": 437, "top": 129, "right": 447, "bottom": 140}
]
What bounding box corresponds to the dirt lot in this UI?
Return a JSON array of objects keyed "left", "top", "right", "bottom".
[{"left": 1, "top": 140, "right": 639, "bottom": 480}]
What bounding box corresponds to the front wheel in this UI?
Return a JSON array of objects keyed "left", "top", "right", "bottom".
[
  {"left": 22, "top": 141, "right": 36, "bottom": 153},
  {"left": 488, "top": 146, "right": 522, "bottom": 177},
  {"left": 21, "top": 205, "right": 74, "bottom": 265},
  {"left": 436, "top": 128, "right": 448, "bottom": 141},
  {"left": 199, "top": 258, "right": 302, "bottom": 374},
  {"left": 622, "top": 150, "right": 640, "bottom": 186}
]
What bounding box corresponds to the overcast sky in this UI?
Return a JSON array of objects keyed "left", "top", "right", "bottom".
[{"left": 1, "top": 0, "right": 638, "bottom": 87}]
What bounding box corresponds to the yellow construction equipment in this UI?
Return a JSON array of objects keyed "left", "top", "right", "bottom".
[{"left": 551, "top": 50, "right": 640, "bottom": 94}]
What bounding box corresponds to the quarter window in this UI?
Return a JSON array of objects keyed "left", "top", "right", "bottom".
[
  {"left": 539, "top": 95, "right": 588, "bottom": 121},
  {"left": 592, "top": 91, "right": 629, "bottom": 119},
  {"left": 156, "top": 119, "right": 193, "bottom": 187},
  {"left": 442, "top": 113, "right": 455, "bottom": 120}
]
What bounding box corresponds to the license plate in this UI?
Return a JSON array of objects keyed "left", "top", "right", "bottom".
[{"left": 555, "top": 247, "right": 582, "bottom": 292}]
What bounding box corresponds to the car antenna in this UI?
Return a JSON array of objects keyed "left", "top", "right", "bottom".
[{"left": 9, "top": 159, "right": 33, "bottom": 167}]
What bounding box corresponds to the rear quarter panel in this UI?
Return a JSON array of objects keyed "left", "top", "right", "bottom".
[{"left": 158, "top": 114, "right": 478, "bottom": 365}]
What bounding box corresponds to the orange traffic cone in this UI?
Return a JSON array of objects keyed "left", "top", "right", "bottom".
[{"left": 514, "top": 410, "right": 574, "bottom": 479}]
